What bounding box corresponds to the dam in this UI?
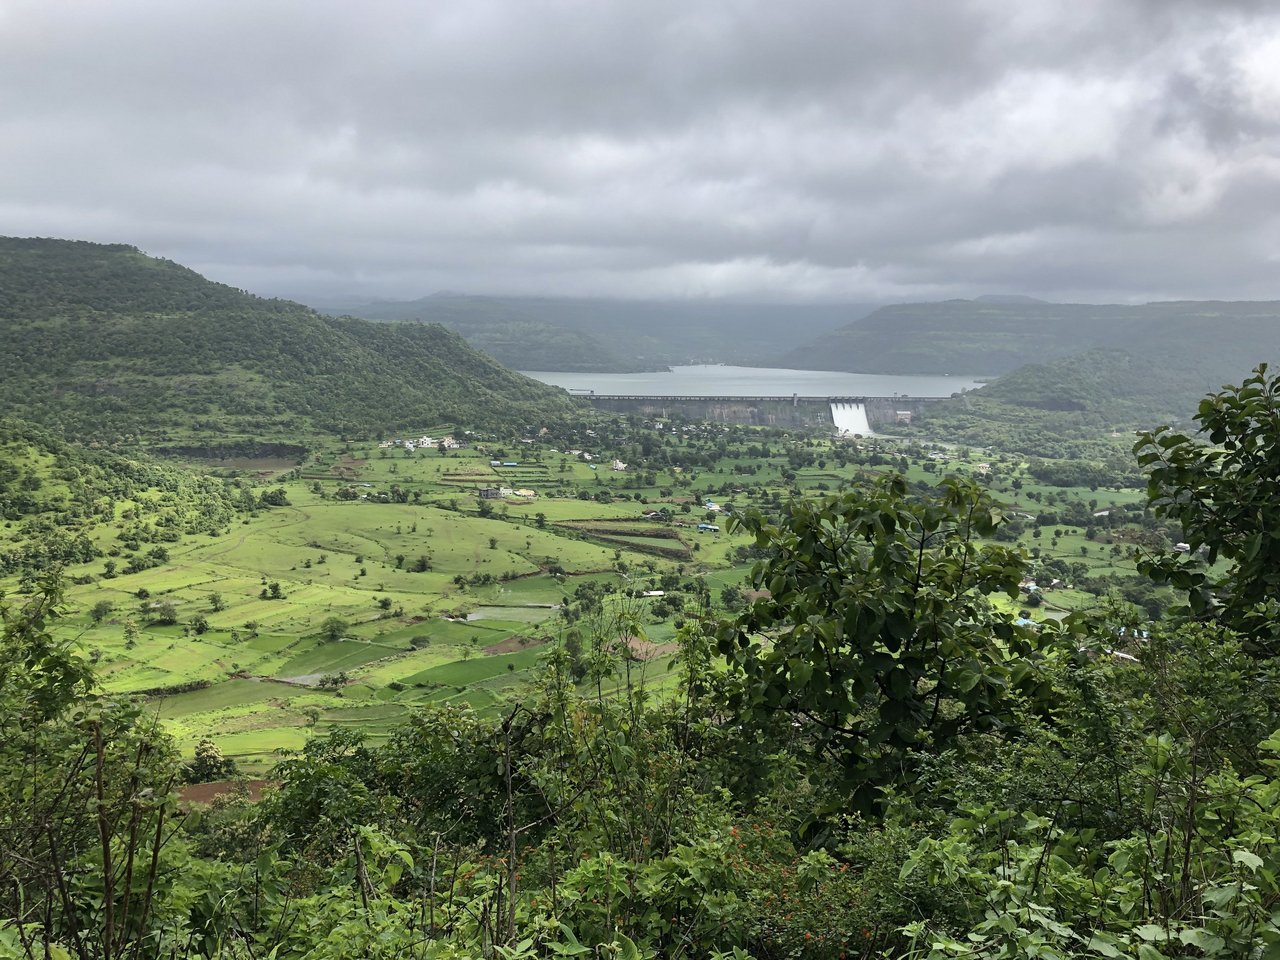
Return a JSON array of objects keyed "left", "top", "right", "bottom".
[{"left": 582, "top": 394, "right": 937, "bottom": 431}]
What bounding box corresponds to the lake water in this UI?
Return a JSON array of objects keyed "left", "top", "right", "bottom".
[{"left": 522, "top": 365, "right": 984, "bottom": 397}]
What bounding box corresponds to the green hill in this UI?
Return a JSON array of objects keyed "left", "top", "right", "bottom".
[
  {"left": 978, "top": 348, "right": 1157, "bottom": 415},
  {"left": 325, "top": 293, "right": 868, "bottom": 371},
  {"left": 0, "top": 238, "right": 577, "bottom": 440},
  {"left": 325, "top": 295, "right": 648, "bottom": 372},
  {"left": 782, "top": 298, "right": 1280, "bottom": 387},
  {"left": 0, "top": 415, "right": 260, "bottom": 579},
  {"left": 894, "top": 345, "right": 1275, "bottom": 461}
]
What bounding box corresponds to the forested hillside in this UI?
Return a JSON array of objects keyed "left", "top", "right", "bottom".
[
  {"left": 783, "top": 297, "right": 1280, "bottom": 389},
  {"left": 881, "top": 348, "right": 1221, "bottom": 460},
  {"left": 328, "top": 293, "right": 868, "bottom": 371},
  {"left": 0, "top": 238, "right": 578, "bottom": 440},
  {"left": 0, "top": 416, "right": 259, "bottom": 581}
]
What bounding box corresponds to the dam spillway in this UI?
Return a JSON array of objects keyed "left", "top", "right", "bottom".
[{"left": 830, "top": 401, "right": 873, "bottom": 435}]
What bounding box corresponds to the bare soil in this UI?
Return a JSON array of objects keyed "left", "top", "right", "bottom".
[
  {"left": 180, "top": 779, "right": 274, "bottom": 806},
  {"left": 483, "top": 635, "right": 546, "bottom": 655}
]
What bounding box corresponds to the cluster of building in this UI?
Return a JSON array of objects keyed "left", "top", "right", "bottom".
[
  {"left": 478, "top": 486, "right": 537, "bottom": 500},
  {"left": 378, "top": 434, "right": 464, "bottom": 452},
  {"left": 558, "top": 449, "right": 627, "bottom": 471}
]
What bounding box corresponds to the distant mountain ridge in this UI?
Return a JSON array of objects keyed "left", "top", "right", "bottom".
[
  {"left": 322, "top": 293, "right": 873, "bottom": 372},
  {"left": 782, "top": 298, "right": 1280, "bottom": 385},
  {"left": 0, "top": 237, "right": 577, "bottom": 441}
]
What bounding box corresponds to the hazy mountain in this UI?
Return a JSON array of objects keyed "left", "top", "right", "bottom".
[
  {"left": 782, "top": 298, "right": 1280, "bottom": 385},
  {"left": 321, "top": 293, "right": 874, "bottom": 372}
]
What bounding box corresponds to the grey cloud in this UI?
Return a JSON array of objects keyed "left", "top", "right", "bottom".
[{"left": 3, "top": 0, "right": 1280, "bottom": 303}]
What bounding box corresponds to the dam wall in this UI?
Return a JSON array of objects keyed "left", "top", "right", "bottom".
[{"left": 584, "top": 394, "right": 940, "bottom": 429}]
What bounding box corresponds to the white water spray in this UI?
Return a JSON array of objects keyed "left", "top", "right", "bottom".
[{"left": 830, "top": 401, "right": 872, "bottom": 436}]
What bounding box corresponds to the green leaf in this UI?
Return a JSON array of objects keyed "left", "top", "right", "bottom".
[
  {"left": 1086, "top": 934, "right": 1124, "bottom": 958},
  {"left": 1233, "top": 848, "right": 1264, "bottom": 872},
  {"left": 1178, "top": 928, "right": 1226, "bottom": 954}
]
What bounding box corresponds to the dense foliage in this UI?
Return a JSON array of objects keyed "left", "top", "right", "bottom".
[
  {"left": 0, "top": 417, "right": 256, "bottom": 580},
  {"left": 1135, "top": 364, "right": 1280, "bottom": 650},
  {"left": 0, "top": 238, "right": 578, "bottom": 441},
  {"left": 719, "top": 476, "right": 1045, "bottom": 805}
]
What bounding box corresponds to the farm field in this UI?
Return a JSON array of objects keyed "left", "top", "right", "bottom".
[{"left": 7, "top": 420, "right": 1171, "bottom": 773}]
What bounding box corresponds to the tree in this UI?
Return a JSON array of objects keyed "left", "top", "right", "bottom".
[
  {"left": 716, "top": 475, "right": 1046, "bottom": 803},
  {"left": 89, "top": 599, "right": 113, "bottom": 623},
  {"left": 719, "top": 584, "right": 745, "bottom": 612},
  {"left": 123, "top": 617, "right": 139, "bottom": 649},
  {"left": 190, "top": 614, "right": 210, "bottom": 635},
  {"left": 208, "top": 592, "right": 226, "bottom": 612},
  {"left": 147, "top": 600, "right": 178, "bottom": 625},
  {"left": 1135, "top": 364, "right": 1280, "bottom": 650},
  {"left": 1, "top": 573, "right": 178, "bottom": 956},
  {"left": 319, "top": 616, "right": 349, "bottom": 642},
  {"left": 185, "top": 737, "right": 237, "bottom": 783},
  {"left": 258, "top": 487, "right": 290, "bottom": 507}
]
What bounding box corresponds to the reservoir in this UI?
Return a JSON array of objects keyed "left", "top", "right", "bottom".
[{"left": 522, "top": 365, "right": 984, "bottom": 397}]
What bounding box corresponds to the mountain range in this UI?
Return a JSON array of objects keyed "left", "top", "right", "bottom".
[
  {"left": 782, "top": 298, "right": 1280, "bottom": 385},
  {"left": 320, "top": 293, "right": 871, "bottom": 372}
]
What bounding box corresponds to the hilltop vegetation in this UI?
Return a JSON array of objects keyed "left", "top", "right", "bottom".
[
  {"left": 327, "top": 293, "right": 867, "bottom": 372},
  {"left": 879, "top": 350, "right": 1186, "bottom": 458},
  {"left": 882, "top": 343, "right": 1280, "bottom": 460},
  {"left": 784, "top": 297, "right": 1280, "bottom": 406},
  {"left": 0, "top": 238, "right": 577, "bottom": 441}
]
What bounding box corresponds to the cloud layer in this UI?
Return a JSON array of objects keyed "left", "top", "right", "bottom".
[{"left": 4, "top": 0, "right": 1280, "bottom": 302}]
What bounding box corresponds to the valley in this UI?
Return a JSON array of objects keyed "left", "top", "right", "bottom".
[
  {"left": 14, "top": 417, "right": 1169, "bottom": 774},
  {"left": 13, "top": 5, "right": 1280, "bottom": 955},
  {"left": 1, "top": 237, "right": 1267, "bottom": 960}
]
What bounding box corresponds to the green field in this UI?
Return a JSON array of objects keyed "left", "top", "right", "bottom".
[{"left": 3, "top": 420, "right": 1175, "bottom": 773}]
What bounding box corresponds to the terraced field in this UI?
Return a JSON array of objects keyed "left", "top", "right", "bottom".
[
  {"left": 12, "top": 427, "right": 1165, "bottom": 774},
  {"left": 38, "top": 443, "right": 722, "bottom": 771}
]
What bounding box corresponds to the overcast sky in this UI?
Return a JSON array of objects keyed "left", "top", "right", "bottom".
[{"left": 4, "top": 0, "right": 1280, "bottom": 304}]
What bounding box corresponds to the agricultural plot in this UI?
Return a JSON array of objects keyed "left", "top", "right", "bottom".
[
  {"left": 555, "top": 519, "right": 691, "bottom": 560},
  {"left": 7, "top": 418, "right": 1175, "bottom": 773},
  {"left": 28, "top": 446, "right": 743, "bottom": 768}
]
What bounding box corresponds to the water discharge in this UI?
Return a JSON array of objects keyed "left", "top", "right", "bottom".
[{"left": 830, "top": 401, "right": 872, "bottom": 435}]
